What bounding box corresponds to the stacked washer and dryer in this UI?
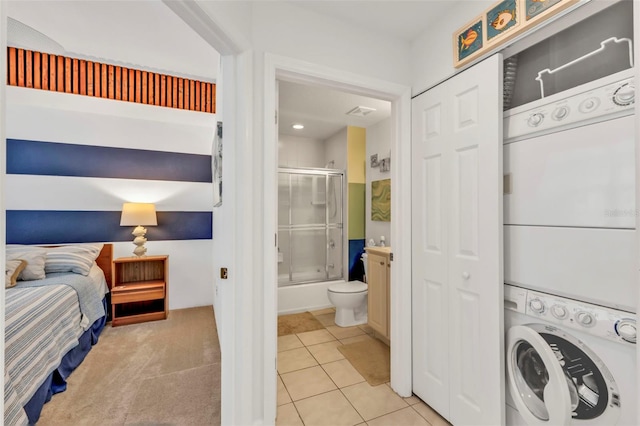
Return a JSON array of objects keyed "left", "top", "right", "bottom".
[{"left": 502, "top": 57, "right": 637, "bottom": 426}]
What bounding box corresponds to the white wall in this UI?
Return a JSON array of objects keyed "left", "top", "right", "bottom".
[
  {"left": 7, "top": 1, "right": 219, "bottom": 82},
  {"left": 5, "top": 87, "right": 216, "bottom": 310},
  {"left": 410, "top": 0, "right": 493, "bottom": 95},
  {"left": 366, "top": 117, "right": 392, "bottom": 248},
  {"left": 251, "top": 2, "right": 412, "bottom": 85},
  {"left": 324, "top": 127, "right": 348, "bottom": 171},
  {"left": 188, "top": 1, "right": 414, "bottom": 424},
  {"left": 278, "top": 134, "right": 325, "bottom": 168}
]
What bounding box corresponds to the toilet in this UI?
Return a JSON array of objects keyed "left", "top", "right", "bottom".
[{"left": 327, "top": 254, "right": 368, "bottom": 327}]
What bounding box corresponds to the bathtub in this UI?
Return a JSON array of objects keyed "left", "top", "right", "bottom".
[{"left": 278, "top": 277, "right": 343, "bottom": 315}]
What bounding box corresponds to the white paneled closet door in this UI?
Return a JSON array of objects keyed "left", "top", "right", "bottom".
[{"left": 412, "top": 54, "right": 504, "bottom": 426}]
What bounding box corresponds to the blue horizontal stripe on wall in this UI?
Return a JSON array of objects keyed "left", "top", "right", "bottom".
[
  {"left": 7, "top": 139, "right": 212, "bottom": 183},
  {"left": 6, "top": 210, "right": 212, "bottom": 245}
]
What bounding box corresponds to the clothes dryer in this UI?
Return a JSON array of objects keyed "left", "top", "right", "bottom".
[
  {"left": 504, "top": 284, "right": 636, "bottom": 425},
  {"left": 503, "top": 69, "right": 636, "bottom": 311}
]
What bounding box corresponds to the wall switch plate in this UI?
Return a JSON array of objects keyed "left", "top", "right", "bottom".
[{"left": 220, "top": 267, "right": 228, "bottom": 279}]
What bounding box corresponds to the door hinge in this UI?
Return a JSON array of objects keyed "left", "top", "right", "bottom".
[
  {"left": 217, "top": 121, "right": 223, "bottom": 139},
  {"left": 275, "top": 110, "right": 278, "bottom": 124},
  {"left": 390, "top": 252, "right": 394, "bottom": 261},
  {"left": 275, "top": 233, "right": 278, "bottom": 247}
]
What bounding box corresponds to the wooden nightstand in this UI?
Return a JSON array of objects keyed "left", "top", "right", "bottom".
[{"left": 111, "top": 255, "right": 168, "bottom": 326}]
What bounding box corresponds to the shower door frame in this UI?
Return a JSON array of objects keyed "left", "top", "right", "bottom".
[{"left": 278, "top": 167, "right": 345, "bottom": 286}]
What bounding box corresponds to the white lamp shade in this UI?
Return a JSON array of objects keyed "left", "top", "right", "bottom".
[{"left": 120, "top": 203, "right": 158, "bottom": 226}]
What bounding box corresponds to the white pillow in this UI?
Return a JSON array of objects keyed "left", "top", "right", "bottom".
[
  {"left": 45, "top": 244, "right": 104, "bottom": 276},
  {"left": 6, "top": 245, "right": 47, "bottom": 281}
]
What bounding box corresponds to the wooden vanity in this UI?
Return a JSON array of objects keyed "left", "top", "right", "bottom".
[{"left": 365, "top": 246, "right": 391, "bottom": 343}]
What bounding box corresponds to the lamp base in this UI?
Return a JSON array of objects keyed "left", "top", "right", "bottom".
[
  {"left": 132, "top": 245, "right": 148, "bottom": 257},
  {"left": 132, "top": 226, "right": 148, "bottom": 257}
]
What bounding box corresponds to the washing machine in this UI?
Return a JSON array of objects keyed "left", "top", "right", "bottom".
[{"left": 504, "top": 284, "right": 637, "bottom": 425}]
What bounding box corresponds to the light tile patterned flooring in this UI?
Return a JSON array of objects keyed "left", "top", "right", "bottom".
[{"left": 277, "top": 308, "right": 451, "bottom": 426}]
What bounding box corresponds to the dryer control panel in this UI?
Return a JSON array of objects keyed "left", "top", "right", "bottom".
[
  {"left": 505, "top": 284, "right": 636, "bottom": 345},
  {"left": 504, "top": 69, "right": 635, "bottom": 142}
]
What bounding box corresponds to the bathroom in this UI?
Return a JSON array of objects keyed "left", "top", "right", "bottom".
[{"left": 277, "top": 79, "right": 392, "bottom": 318}]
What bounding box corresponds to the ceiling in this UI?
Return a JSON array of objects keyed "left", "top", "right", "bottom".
[
  {"left": 280, "top": 1, "right": 454, "bottom": 140},
  {"left": 6, "top": 0, "right": 219, "bottom": 82},
  {"left": 6, "top": 1, "right": 455, "bottom": 139},
  {"left": 278, "top": 81, "right": 391, "bottom": 140},
  {"left": 294, "top": 1, "right": 454, "bottom": 42}
]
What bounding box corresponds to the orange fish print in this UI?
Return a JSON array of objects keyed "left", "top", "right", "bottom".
[
  {"left": 460, "top": 28, "right": 478, "bottom": 50},
  {"left": 491, "top": 10, "right": 515, "bottom": 30}
]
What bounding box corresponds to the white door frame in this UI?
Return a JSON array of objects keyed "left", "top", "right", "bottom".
[
  {"left": 161, "top": 2, "right": 255, "bottom": 425},
  {"left": 0, "top": 0, "right": 7, "bottom": 389},
  {"left": 263, "top": 53, "right": 414, "bottom": 420}
]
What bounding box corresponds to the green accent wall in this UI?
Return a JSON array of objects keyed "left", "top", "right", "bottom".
[{"left": 348, "top": 183, "right": 365, "bottom": 239}]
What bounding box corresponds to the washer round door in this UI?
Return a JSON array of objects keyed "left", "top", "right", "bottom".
[{"left": 507, "top": 324, "right": 621, "bottom": 425}]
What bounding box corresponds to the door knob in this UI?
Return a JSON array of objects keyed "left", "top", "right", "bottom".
[{"left": 462, "top": 272, "right": 470, "bottom": 280}]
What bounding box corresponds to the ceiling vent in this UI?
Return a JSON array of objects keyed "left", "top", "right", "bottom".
[{"left": 346, "top": 106, "right": 377, "bottom": 117}]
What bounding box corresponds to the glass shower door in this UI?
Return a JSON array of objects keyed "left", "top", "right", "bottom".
[{"left": 278, "top": 168, "right": 344, "bottom": 286}]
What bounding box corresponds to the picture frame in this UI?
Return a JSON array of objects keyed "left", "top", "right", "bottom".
[
  {"left": 485, "top": 0, "right": 521, "bottom": 45},
  {"left": 523, "top": 0, "right": 580, "bottom": 26},
  {"left": 453, "top": 17, "right": 485, "bottom": 68},
  {"left": 380, "top": 157, "right": 391, "bottom": 173},
  {"left": 370, "top": 154, "right": 379, "bottom": 168},
  {"left": 213, "top": 121, "right": 223, "bottom": 207},
  {"left": 371, "top": 179, "right": 391, "bottom": 222},
  {"left": 453, "top": 0, "right": 580, "bottom": 68}
]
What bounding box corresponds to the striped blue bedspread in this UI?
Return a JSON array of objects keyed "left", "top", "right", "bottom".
[
  {"left": 4, "top": 285, "right": 85, "bottom": 426},
  {"left": 15, "top": 272, "right": 106, "bottom": 331}
]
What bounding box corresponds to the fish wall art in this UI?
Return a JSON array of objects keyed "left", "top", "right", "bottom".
[
  {"left": 457, "top": 20, "right": 484, "bottom": 62},
  {"left": 452, "top": 0, "right": 578, "bottom": 68},
  {"left": 487, "top": 0, "right": 519, "bottom": 41},
  {"left": 526, "top": 0, "right": 563, "bottom": 21}
]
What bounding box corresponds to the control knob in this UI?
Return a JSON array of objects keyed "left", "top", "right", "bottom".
[
  {"left": 615, "top": 319, "right": 637, "bottom": 343},
  {"left": 576, "top": 311, "right": 596, "bottom": 327},
  {"left": 551, "top": 304, "right": 569, "bottom": 320},
  {"left": 552, "top": 106, "right": 569, "bottom": 121},
  {"left": 579, "top": 97, "right": 600, "bottom": 113},
  {"left": 527, "top": 113, "right": 544, "bottom": 127},
  {"left": 529, "top": 298, "right": 545, "bottom": 314},
  {"left": 613, "top": 82, "right": 635, "bottom": 106}
]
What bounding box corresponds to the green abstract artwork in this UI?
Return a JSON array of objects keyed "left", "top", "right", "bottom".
[{"left": 371, "top": 179, "right": 391, "bottom": 222}]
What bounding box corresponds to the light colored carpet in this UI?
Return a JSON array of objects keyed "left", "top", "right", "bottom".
[
  {"left": 278, "top": 312, "right": 325, "bottom": 336},
  {"left": 38, "top": 306, "right": 221, "bottom": 425},
  {"left": 338, "top": 337, "right": 390, "bottom": 386}
]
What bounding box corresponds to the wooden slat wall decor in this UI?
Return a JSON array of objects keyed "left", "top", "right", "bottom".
[{"left": 6, "top": 47, "right": 215, "bottom": 113}]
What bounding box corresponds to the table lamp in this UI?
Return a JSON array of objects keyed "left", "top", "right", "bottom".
[{"left": 120, "top": 202, "right": 157, "bottom": 257}]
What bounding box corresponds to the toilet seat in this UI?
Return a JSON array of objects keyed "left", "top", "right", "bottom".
[{"left": 328, "top": 281, "right": 367, "bottom": 294}]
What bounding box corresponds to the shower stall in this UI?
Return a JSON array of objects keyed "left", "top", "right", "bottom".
[{"left": 278, "top": 168, "right": 344, "bottom": 293}]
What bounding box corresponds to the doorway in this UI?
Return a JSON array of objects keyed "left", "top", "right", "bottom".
[{"left": 263, "top": 54, "right": 413, "bottom": 423}]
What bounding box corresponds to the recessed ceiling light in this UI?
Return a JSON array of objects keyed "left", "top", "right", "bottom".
[{"left": 292, "top": 123, "right": 304, "bottom": 130}]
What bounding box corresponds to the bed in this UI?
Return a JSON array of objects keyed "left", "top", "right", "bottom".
[{"left": 4, "top": 243, "right": 113, "bottom": 426}]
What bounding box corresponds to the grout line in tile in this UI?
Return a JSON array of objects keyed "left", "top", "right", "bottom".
[
  {"left": 410, "top": 403, "right": 439, "bottom": 425},
  {"left": 365, "top": 403, "right": 423, "bottom": 425},
  {"left": 337, "top": 386, "right": 366, "bottom": 424}
]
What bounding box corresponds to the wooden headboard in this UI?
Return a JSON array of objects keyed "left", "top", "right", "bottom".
[{"left": 96, "top": 244, "right": 113, "bottom": 289}]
